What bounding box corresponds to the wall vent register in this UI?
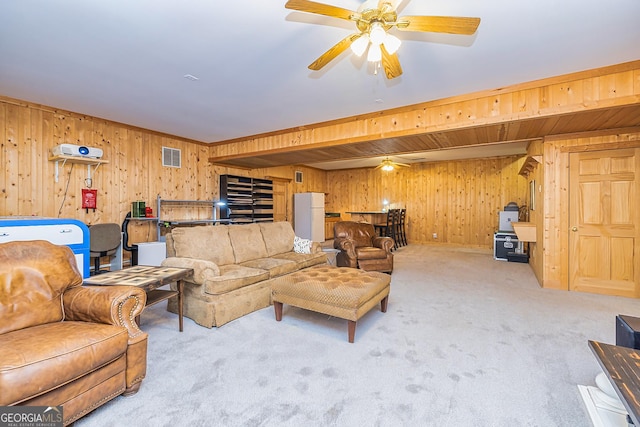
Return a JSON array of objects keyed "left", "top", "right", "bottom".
[{"left": 162, "top": 147, "right": 181, "bottom": 168}]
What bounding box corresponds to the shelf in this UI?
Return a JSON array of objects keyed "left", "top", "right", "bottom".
[
  {"left": 220, "top": 174, "right": 274, "bottom": 223},
  {"left": 145, "top": 289, "right": 179, "bottom": 308},
  {"left": 156, "top": 196, "right": 225, "bottom": 240},
  {"left": 512, "top": 222, "right": 537, "bottom": 242},
  {"left": 156, "top": 199, "right": 215, "bottom": 205},
  {"left": 49, "top": 155, "right": 109, "bottom": 183},
  {"left": 49, "top": 155, "right": 109, "bottom": 165},
  {"left": 161, "top": 219, "right": 230, "bottom": 225},
  {"left": 519, "top": 155, "right": 542, "bottom": 177}
]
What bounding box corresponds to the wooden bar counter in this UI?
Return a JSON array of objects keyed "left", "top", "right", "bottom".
[{"left": 346, "top": 211, "right": 388, "bottom": 224}]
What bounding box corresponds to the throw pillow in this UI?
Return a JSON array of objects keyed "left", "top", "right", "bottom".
[{"left": 293, "top": 236, "right": 313, "bottom": 254}]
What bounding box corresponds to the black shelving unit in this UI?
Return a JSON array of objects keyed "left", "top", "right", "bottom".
[
  {"left": 220, "top": 175, "right": 274, "bottom": 223},
  {"left": 252, "top": 178, "right": 274, "bottom": 222}
]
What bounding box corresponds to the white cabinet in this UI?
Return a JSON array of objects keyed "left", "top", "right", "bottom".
[{"left": 0, "top": 217, "right": 90, "bottom": 277}]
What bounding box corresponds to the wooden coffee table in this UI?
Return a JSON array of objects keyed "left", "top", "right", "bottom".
[{"left": 84, "top": 265, "right": 193, "bottom": 331}]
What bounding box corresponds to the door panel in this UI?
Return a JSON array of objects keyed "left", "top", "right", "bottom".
[
  {"left": 611, "top": 237, "right": 634, "bottom": 281},
  {"left": 569, "top": 148, "right": 639, "bottom": 297},
  {"left": 611, "top": 181, "right": 633, "bottom": 223},
  {"left": 580, "top": 182, "right": 602, "bottom": 224},
  {"left": 272, "top": 180, "right": 287, "bottom": 222}
]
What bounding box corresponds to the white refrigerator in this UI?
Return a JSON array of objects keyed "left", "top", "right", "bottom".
[{"left": 294, "top": 192, "right": 325, "bottom": 242}]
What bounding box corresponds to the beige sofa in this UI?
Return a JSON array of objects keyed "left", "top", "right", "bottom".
[{"left": 161, "top": 221, "right": 327, "bottom": 327}]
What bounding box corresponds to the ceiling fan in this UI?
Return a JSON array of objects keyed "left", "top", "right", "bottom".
[
  {"left": 375, "top": 157, "right": 410, "bottom": 171},
  {"left": 284, "top": 0, "right": 481, "bottom": 79}
]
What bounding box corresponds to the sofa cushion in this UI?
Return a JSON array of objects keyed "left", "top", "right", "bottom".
[
  {"left": 171, "top": 226, "right": 235, "bottom": 266},
  {"left": 0, "top": 321, "right": 128, "bottom": 405},
  {"left": 203, "top": 264, "right": 270, "bottom": 295},
  {"left": 259, "top": 222, "right": 295, "bottom": 256},
  {"left": 0, "top": 241, "right": 83, "bottom": 335},
  {"left": 228, "top": 224, "right": 268, "bottom": 263},
  {"left": 271, "top": 251, "right": 328, "bottom": 270},
  {"left": 240, "top": 257, "right": 298, "bottom": 279}
]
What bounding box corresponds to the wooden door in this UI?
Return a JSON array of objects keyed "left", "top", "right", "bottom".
[
  {"left": 569, "top": 148, "right": 640, "bottom": 297},
  {"left": 272, "top": 180, "right": 288, "bottom": 222}
]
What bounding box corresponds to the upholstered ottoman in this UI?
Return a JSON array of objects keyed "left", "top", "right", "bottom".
[{"left": 271, "top": 266, "right": 391, "bottom": 343}]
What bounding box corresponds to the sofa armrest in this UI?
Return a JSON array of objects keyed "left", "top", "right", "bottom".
[
  {"left": 311, "top": 242, "right": 323, "bottom": 253},
  {"left": 161, "top": 256, "right": 220, "bottom": 285},
  {"left": 334, "top": 237, "right": 356, "bottom": 258},
  {"left": 64, "top": 285, "right": 148, "bottom": 394},
  {"left": 372, "top": 236, "right": 395, "bottom": 253},
  {"left": 63, "top": 285, "right": 147, "bottom": 340}
]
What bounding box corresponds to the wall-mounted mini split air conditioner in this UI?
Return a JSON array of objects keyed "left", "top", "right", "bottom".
[{"left": 51, "top": 143, "right": 103, "bottom": 159}]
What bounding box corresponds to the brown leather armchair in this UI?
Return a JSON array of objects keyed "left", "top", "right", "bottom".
[
  {"left": 333, "top": 221, "right": 394, "bottom": 273},
  {"left": 0, "top": 240, "right": 148, "bottom": 426}
]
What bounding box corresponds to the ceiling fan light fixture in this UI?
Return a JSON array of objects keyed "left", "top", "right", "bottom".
[
  {"left": 350, "top": 35, "right": 370, "bottom": 57},
  {"left": 380, "top": 158, "right": 395, "bottom": 171},
  {"left": 367, "top": 43, "right": 382, "bottom": 62},
  {"left": 285, "top": 0, "right": 481, "bottom": 80},
  {"left": 383, "top": 33, "right": 401, "bottom": 54},
  {"left": 369, "top": 22, "right": 386, "bottom": 45}
]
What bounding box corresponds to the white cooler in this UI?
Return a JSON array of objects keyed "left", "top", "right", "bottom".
[{"left": 137, "top": 241, "right": 167, "bottom": 266}]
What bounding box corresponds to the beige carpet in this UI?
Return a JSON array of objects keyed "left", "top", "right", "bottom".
[{"left": 75, "top": 244, "right": 638, "bottom": 426}]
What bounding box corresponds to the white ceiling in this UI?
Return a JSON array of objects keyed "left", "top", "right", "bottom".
[{"left": 1, "top": 0, "right": 639, "bottom": 168}]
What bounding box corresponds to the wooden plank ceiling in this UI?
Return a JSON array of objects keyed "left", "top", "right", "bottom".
[{"left": 211, "top": 103, "right": 640, "bottom": 169}]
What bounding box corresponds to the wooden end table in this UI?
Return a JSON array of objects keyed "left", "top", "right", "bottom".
[
  {"left": 589, "top": 340, "right": 640, "bottom": 426},
  {"left": 84, "top": 265, "right": 193, "bottom": 332}
]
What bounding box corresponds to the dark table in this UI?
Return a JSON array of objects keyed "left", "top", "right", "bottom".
[
  {"left": 589, "top": 340, "right": 640, "bottom": 425},
  {"left": 84, "top": 265, "right": 193, "bottom": 331}
]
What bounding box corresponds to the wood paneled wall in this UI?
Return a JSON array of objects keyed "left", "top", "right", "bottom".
[
  {"left": 541, "top": 129, "right": 640, "bottom": 290},
  {"left": 325, "top": 156, "right": 528, "bottom": 247},
  {"left": 0, "top": 96, "right": 329, "bottom": 247},
  {"left": 0, "top": 98, "right": 216, "bottom": 244},
  {"left": 523, "top": 140, "right": 544, "bottom": 285},
  {"left": 1, "top": 95, "right": 528, "bottom": 252}
]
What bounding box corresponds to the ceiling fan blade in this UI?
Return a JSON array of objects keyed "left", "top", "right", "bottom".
[
  {"left": 396, "top": 16, "right": 481, "bottom": 35},
  {"left": 285, "top": 0, "right": 357, "bottom": 21},
  {"left": 308, "top": 33, "right": 362, "bottom": 71},
  {"left": 380, "top": 45, "right": 402, "bottom": 79}
]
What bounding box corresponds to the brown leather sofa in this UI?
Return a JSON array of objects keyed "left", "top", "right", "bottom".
[
  {"left": 333, "top": 221, "right": 394, "bottom": 273},
  {"left": 0, "top": 240, "right": 148, "bottom": 426}
]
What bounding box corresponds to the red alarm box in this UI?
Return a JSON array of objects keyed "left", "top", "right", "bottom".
[{"left": 82, "top": 189, "right": 97, "bottom": 210}]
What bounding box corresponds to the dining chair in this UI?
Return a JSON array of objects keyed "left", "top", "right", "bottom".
[
  {"left": 373, "top": 209, "right": 394, "bottom": 238},
  {"left": 398, "top": 208, "right": 407, "bottom": 247}
]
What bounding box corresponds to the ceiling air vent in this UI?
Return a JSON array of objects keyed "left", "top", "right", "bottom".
[{"left": 162, "top": 147, "right": 181, "bottom": 168}]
